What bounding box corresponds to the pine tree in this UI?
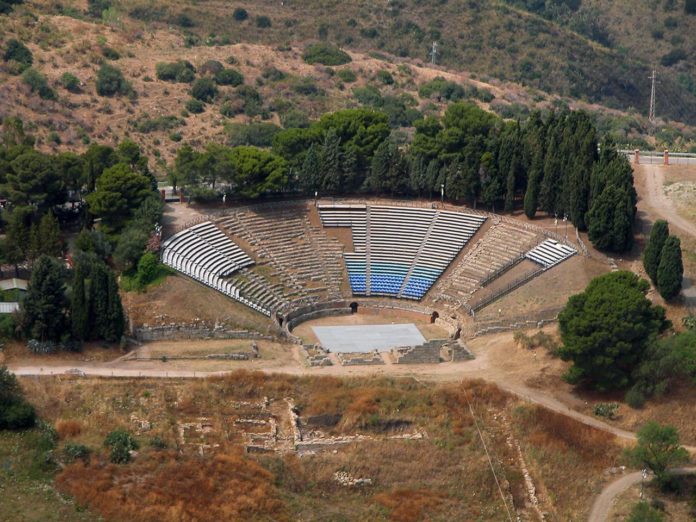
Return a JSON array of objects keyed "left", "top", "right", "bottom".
[
  {"left": 657, "top": 236, "right": 683, "bottom": 301},
  {"left": 643, "top": 220, "right": 669, "bottom": 283},
  {"left": 320, "top": 129, "right": 342, "bottom": 194},
  {"left": 38, "top": 211, "right": 62, "bottom": 257},
  {"left": 71, "top": 262, "right": 89, "bottom": 341},
  {"left": 105, "top": 269, "right": 125, "bottom": 342},
  {"left": 300, "top": 144, "right": 321, "bottom": 194}
]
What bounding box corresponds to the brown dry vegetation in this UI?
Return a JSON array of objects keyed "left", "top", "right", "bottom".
[
  {"left": 57, "top": 450, "right": 288, "bottom": 522},
  {"left": 513, "top": 405, "right": 621, "bottom": 520},
  {"left": 55, "top": 419, "right": 83, "bottom": 439},
  {"left": 11, "top": 372, "right": 623, "bottom": 521}
]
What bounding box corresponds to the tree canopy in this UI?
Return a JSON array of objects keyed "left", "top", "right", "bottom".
[{"left": 558, "top": 271, "right": 668, "bottom": 391}]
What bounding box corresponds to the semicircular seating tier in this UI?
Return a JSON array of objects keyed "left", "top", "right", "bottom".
[
  {"left": 161, "top": 203, "right": 579, "bottom": 317},
  {"left": 319, "top": 204, "right": 487, "bottom": 300}
]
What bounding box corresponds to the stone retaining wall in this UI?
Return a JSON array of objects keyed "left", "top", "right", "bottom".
[
  {"left": 392, "top": 340, "right": 445, "bottom": 364},
  {"left": 134, "top": 325, "right": 274, "bottom": 342}
]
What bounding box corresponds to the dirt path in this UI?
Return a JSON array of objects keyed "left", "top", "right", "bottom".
[
  {"left": 637, "top": 164, "right": 696, "bottom": 238},
  {"left": 9, "top": 359, "right": 688, "bottom": 450},
  {"left": 588, "top": 467, "right": 696, "bottom": 522}
]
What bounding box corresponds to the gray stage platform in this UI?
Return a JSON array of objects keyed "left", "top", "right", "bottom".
[{"left": 312, "top": 323, "right": 426, "bottom": 353}]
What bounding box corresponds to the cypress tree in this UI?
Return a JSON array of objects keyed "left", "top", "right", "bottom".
[
  {"left": 27, "top": 223, "right": 40, "bottom": 263},
  {"left": 105, "top": 269, "right": 125, "bottom": 342},
  {"left": 504, "top": 152, "right": 519, "bottom": 212},
  {"left": 540, "top": 133, "right": 561, "bottom": 214},
  {"left": 342, "top": 147, "right": 360, "bottom": 193},
  {"left": 425, "top": 159, "right": 440, "bottom": 199},
  {"left": 367, "top": 140, "right": 390, "bottom": 193},
  {"left": 657, "top": 236, "right": 683, "bottom": 300},
  {"left": 524, "top": 151, "right": 542, "bottom": 219},
  {"left": 320, "top": 129, "right": 342, "bottom": 194},
  {"left": 300, "top": 144, "right": 321, "bottom": 194},
  {"left": 90, "top": 263, "right": 109, "bottom": 340},
  {"left": 21, "top": 255, "right": 67, "bottom": 342},
  {"left": 587, "top": 185, "right": 634, "bottom": 252},
  {"left": 643, "top": 220, "right": 669, "bottom": 283},
  {"left": 71, "top": 262, "right": 89, "bottom": 341},
  {"left": 38, "top": 211, "right": 62, "bottom": 257}
]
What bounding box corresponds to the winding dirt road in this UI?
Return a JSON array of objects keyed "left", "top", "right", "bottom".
[{"left": 588, "top": 467, "right": 696, "bottom": 522}]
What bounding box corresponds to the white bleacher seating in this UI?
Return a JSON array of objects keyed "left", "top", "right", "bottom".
[
  {"left": 160, "top": 222, "right": 272, "bottom": 316},
  {"left": 525, "top": 239, "right": 576, "bottom": 268}
]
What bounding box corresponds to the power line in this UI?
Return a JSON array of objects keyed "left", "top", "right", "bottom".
[{"left": 463, "top": 389, "right": 516, "bottom": 522}]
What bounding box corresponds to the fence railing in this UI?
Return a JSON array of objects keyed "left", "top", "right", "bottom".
[{"left": 469, "top": 266, "right": 545, "bottom": 314}]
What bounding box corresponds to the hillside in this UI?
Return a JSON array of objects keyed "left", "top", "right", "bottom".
[
  {"left": 2, "top": 0, "right": 696, "bottom": 168},
  {"left": 95, "top": 0, "right": 696, "bottom": 124}
]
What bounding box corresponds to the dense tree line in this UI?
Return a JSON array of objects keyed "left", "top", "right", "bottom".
[
  {"left": 0, "top": 118, "right": 162, "bottom": 347},
  {"left": 171, "top": 103, "right": 637, "bottom": 253}
]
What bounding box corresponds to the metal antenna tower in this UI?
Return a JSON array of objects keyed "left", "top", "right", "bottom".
[
  {"left": 430, "top": 41, "right": 438, "bottom": 65},
  {"left": 649, "top": 69, "right": 657, "bottom": 124}
]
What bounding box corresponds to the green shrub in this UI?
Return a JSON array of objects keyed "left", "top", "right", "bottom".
[
  {"left": 136, "top": 252, "right": 159, "bottom": 286},
  {"left": 280, "top": 109, "right": 310, "bottom": 129},
  {"left": 353, "top": 85, "right": 383, "bottom": 107},
  {"left": 96, "top": 63, "right": 131, "bottom": 96},
  {"left": 225, "top": 122, "right": 281, "bottom": 147},
  {"left": 256, "top": 15, "right": 271, "bottom": 28},
  {"left": 592, "top": 402, "right": 619, "bottom": 419},
  {"left": 661, "top": 48, "right": 687, "bottom": 67},
  {"left": 185, "top": 98, "right": 204, "bottom": 114},
  {"left": 63, "top": 443, "right": 91, "bottom": 463},
  {"left": 87, "top": 0, "right": 111, "bottom": 18},
  {"left": 292, "top": 77, "right": 324, "bottom": 96},
  {"left": 199, "top": 59, "right": 223, "bottom": 75},
  {"left": 104, "top": 428, "right": 138, "bottom": 464},
  {"left": 627, "top": 501, "right": 665, "bottom": 521},
  {"left": 337, "top": 68, "right": 357, "bottom": 83},
  {"left": 1, "top": 400, "right": 36, "bottom": 430},
  {"left": 214, "top": 68, "right": 244, "bottom": 86},
  {"left": 625, "top": 387, "right": 646, "bottom": 409},
  {"left": 131, "top": 114, "right": 183, "bottom": 133},
  {"left": 22, "top": 68, "right": 56, "bottom": 100},
  {"left": 101, "top": 46, "right": 120, "bottom": 60},
  {"left": 191, "top": 77, "right": 218, "bottom": 102},
  {"left": 376, "top": 69, "right": 394, "bottom": 85},
  {"left": 189, "top": 186, "right": 220, "bottom": 203},
  {"left": 259, "top": 66, "right": 285, "bottom": 82},
  {"left": 302, "top": 42, "right": 351, "bottom": 65},
  {"left": 60, "top": 72, "right": 80, "bottom": 92},
  {"left": 149, "top": 436, "right": 167, "bottom": 449},
  {"left": 3, "top": 39, "right": 33, "bottom": 73},
  {"left": 232, "top": 7, "right": 248, "bottom": 21},
  {"left": 156, "top": 60, "right": 195, "bottom": 83}
]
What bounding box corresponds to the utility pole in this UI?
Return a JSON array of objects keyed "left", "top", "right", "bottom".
[
  {"left": 649, "top": 69, "right": 657, "bottom": 124},
  {"left": 430, "top": 41, "right": 438, "bottom": 65}
]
